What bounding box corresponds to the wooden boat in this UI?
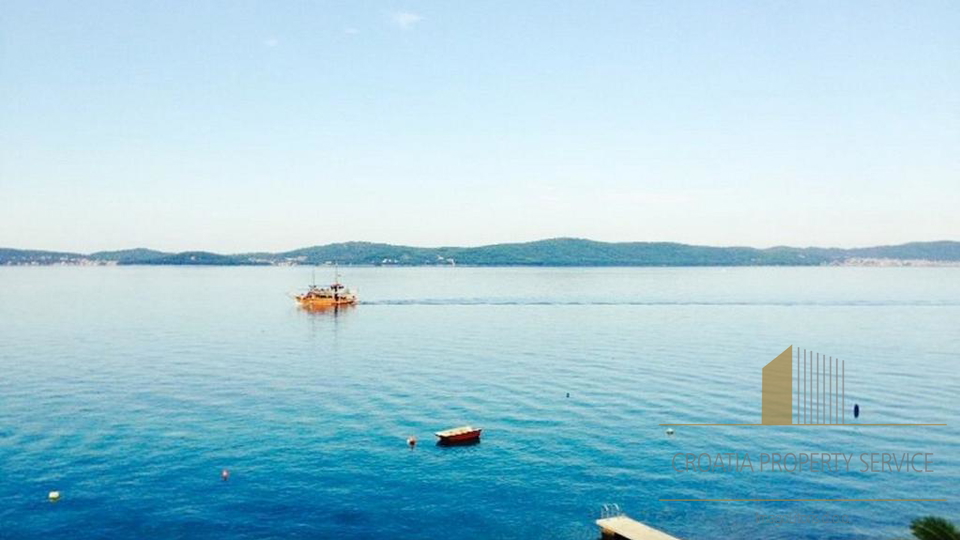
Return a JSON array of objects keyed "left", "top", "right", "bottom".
[
  {"left": 295, "top": 266, "right": 357, "bottom": 309},
  {"left": 435, "top": 425, "right": 482, "bottom": 444}
]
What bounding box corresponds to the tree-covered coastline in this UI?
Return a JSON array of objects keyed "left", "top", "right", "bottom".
[{"left": 2, "top": 238, "right": 959, "bottom": 267}]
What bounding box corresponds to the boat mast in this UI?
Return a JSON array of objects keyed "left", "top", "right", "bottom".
[{"left": 334, "top": 262, "right": 340, "bottom": 301}]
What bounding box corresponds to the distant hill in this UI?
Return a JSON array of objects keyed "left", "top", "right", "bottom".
[
  {"left": 0, "top": 248, "right": 89, "bottom": 265},
  {"left": 1, "top": 239, "right": 958, "bottom": 266},
  {"left": 134, "top": 251, "right": 268, "bottom": 266},
  {"left": 89, "top": 248, "right": 168, "bottom": 263},
  {"left": 845, "top": 241, "right": 960, "bottom": 261}
]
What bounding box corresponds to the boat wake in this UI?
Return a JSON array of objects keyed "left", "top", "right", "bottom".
[{"left": 361, "top": 299, "right": 959, "bottom": 307}]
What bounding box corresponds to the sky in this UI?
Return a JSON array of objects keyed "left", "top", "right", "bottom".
[{"left": 1, "top": 1, "right": 958, "bottom": 253}]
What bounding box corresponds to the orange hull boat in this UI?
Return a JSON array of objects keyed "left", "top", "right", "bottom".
[
  {"left": 296, "top": 295, "right": 357, "bottom": 308},
  {"left": 295, "top": 266, "right": 357, "bottom": 309}
]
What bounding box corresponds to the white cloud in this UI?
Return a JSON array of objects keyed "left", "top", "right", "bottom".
[
  {"left": 390, "top": 11, "right": 423, "bottom": 29},
  {"left": 262, "top": 37, "right": 280, "bottom": 48}
]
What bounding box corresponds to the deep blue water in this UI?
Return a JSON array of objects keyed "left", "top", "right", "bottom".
[{"left": 1, "top": 266, "right": 957, "bottom": 539}]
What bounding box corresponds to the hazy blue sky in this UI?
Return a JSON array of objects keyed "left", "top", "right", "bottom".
[{"left": 2, "top": 1, "right": 958, "bottom": 252}]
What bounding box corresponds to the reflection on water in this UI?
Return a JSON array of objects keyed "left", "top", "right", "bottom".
[
  {"left": 298, "top": 303, "right": 357, "bottom": 316},
  {"left": 436, "top": 438, "right": 482, "bottom": 448}
]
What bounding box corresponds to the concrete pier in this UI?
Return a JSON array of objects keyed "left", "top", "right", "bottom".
[{"left": 596, "top": 515, "right": 682, "bottom": 540}]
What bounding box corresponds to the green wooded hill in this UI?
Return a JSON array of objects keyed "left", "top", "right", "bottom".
[{"left": 2, "top": 239, "right": 959, "bottom": 266}]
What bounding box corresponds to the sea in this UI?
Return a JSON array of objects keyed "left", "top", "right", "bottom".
[{"left": 0, "top": 266, "right": 957, "bottom": 539}]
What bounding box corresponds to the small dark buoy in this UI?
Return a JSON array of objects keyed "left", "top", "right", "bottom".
[
  {"left": 221, "top": 469, "right": 230, "bottom": 481},
  {"left": 853, "top": 404, "right": 860, "bottom": 419},
  {"left": 407, "top": 436, "right": 417, "bottom": 448},
  {"left": 566, "top": 392, "right": 570, "bottom": 398}
]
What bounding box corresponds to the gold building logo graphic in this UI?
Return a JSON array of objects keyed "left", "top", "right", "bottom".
[
  {"left": 659, "top": 346, "right": 947, "bottom": 504},
  {"left": 762, "top": 345, "right": 844, "bottom": 425},
  {"left": 661, "top": 345, "right": 943, "bottom": 428}
]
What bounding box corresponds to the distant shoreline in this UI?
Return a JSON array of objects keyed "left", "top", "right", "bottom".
[
  {"left": 4, "top": 261, "right": 960, "bottom": 268},
  {"left": 2, "top": 238, "right": 959, "bottom": 267}
]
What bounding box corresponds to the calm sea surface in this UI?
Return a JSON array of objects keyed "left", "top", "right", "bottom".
[{"left": 1, "top": 267, "right": 957, "bottom": 539}]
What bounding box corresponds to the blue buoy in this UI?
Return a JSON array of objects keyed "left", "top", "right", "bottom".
[{"left": 853, "top": 404, "right": 860, "bottom": 419}]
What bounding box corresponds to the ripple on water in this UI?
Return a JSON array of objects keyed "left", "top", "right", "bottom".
[{"left": 0, "top": 267, "right": 957, "bottom": 539}]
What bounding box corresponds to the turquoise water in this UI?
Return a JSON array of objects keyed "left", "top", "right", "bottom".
[{"left": 1, "top": 266, "right": 957, "bottom": 539}]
